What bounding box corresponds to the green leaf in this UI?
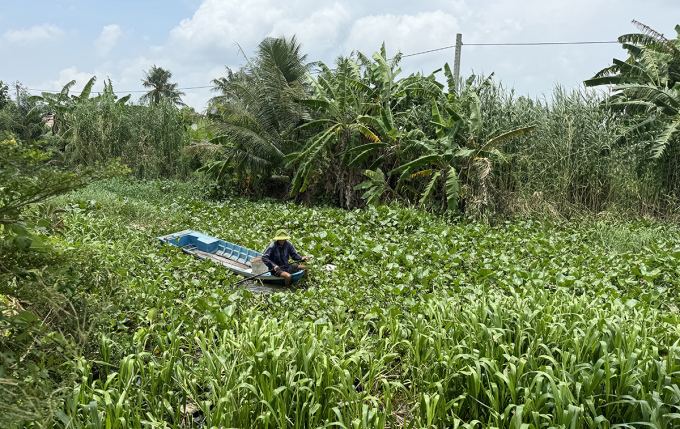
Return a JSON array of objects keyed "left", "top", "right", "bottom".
[
  {"left": 650, "top": 121, "right": 680, "bottom": 158},
  {"left": 480, "top": 125, "right": 537, "bottom": 151},
  {"left": 469, "top": 92, "right": 482, "bottom": 136},
  {"left": 13, "top": 236, "right": 32, "bottom": 249},
  {"left": 349, "top": 148, "right": 379, "bottom": 168},
  {"left": 296, "top": 118, "right": 333, "bottom": 132},
  {"left": 419, "top": 171, "right": 441, "bottom": 206},
  {"left": 77, "top": 76, "right": 97, "bottom": 101},
  {"left": 147, "top": 308, "right": 159, "bottom": 323},
  {"left": 389, "top": 155, "right": 440, "bottom": 177},
  {"left": 431, "top": 101, "right": 447, "bottom": 139},
  {"left": 15, "top": 311, "right": 39, "bottom": 323},
  {"left": 446, "top": 167, "right": 460, "bottom": 211}
]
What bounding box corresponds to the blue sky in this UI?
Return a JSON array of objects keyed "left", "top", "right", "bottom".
[{"left": 2, "top": 0, "right": 680, "bottom": 110}]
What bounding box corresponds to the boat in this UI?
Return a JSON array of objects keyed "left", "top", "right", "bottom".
[{"left": 157, "top": 230, "right": 306, "bottom": 285}]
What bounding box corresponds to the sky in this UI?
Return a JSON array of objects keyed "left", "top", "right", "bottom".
[{"left": 2, "top": 0, "right": 680, "bottom": 111}]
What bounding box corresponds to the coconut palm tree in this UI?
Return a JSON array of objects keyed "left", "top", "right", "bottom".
[
  {"left": 140, "top": 65, "right": 185, "bottom": 107},
  {"left": 198, "top": 36, "right": 312, "bottom": 190}
]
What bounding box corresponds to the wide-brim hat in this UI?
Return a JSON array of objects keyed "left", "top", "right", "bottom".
[{"left": 273, "top": 229, "right": 291, "bottom": 240}]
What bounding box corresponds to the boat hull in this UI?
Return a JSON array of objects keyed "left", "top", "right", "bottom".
[{"left": 157, "top": 230, "right": 305, "bottom": 285}]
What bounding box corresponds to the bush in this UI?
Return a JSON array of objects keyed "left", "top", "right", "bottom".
[{"left": 63, "top": 98, "right": 192, "bottom": 179}]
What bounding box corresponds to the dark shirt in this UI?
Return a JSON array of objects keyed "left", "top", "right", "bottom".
[{"left": 261, "top": 241, "right": 302, "bottom": 270}]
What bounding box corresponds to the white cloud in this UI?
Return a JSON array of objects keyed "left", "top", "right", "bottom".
[
  {"left": 3, "top": 23, "right": 64, "bottom": 44},
  {"left": 344, "top": 11, "right": 461, "bottom": 59},
  {"left": 164, "top": 0, "right": 354, "bottom": 63},
  {"left": 95, "top": 24, "right": 123, "bottom": 55},
  {"left": 269, "top": 3, "right": 351, "bottom": 57},
  {"left": 35, "top": 67, "right": 104, "bottom": 95},
  {"left": 169, "top": 0, "right": 285, "bottom": 51},
  {"left": 10, "top": 0, "right": 678, "bottom": 112}
]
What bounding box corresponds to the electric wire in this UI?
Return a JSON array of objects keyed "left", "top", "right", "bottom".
[
  {"left": 21, "top": 40, "right": 622, "bottom": 93},
  {"left": 25, "top": 85, "right": 213, "bottom": 93},
  {"left": 402, "top": 41, "right": 619, "bottom": 57}
]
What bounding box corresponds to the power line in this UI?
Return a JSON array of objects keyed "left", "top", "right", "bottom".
[
  {"left": 402, "top": 40, "right": 619, "bottom": 58},
  {"left": 23, "top": 40, "right": 622, "bottom": 92},
  {"left": 465, "top": 41, "right": 619, "bottom": 46},
  {"left": 402, "top": 45, "right": 458, "bottom": 58},
  {"left": 25, "top": 85, "right": 213, "bottom": 94}
]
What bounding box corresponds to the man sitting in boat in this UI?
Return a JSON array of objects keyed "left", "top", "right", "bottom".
[{"left": 261, "top": 229, "right": 310, "bottom": 287}]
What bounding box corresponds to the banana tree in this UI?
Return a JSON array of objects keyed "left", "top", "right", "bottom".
[
  {"left": 607, "top": 83, "right": 680, "bottom": 158},
  {"left": 355, "top": 71, "right": 535, "bottom": 212},
  {"left": 290, "top": 50, "right": 404, "bottom": 208},
  {"left": 28, "top": 77, "right": 97, "bottom": 135},
  {"left": 585, "top": 21, "right": 680, "bottom": 90},
  {"left": 291, "top": 45, "right": 441, "bottom": 208},
  {"left": 586, "top": 21, "right": 680, "bottom": 181}
]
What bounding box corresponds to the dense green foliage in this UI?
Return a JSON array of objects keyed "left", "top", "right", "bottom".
[
  {"left": 4, "top": 23, "right": 680, "bottom": 425},
  {"left": 3, "top": 78, "right": 195, "bottom": 180},
  {"left": 203, "top": 36, "right": 311, "bottom": 191},
  {"left": 0, "top": 86, "right": 45, "bottom": 144},
  {"left": 0, "top": 136, "right": 128, "bottom": 244},
  {"left": 196, "top": 26, "right": 680, "bottom": 218},
  {"left": 2, "top": 23, "right": 680, "bottom": 218},
  {"left": 63, "top": 95, "right": 192, "bottom": 178},
  {"left": 585, "top": 21, "right": 680, "bottom": 212},
  {"left": 2, "top": 179, "right": 680, "bottom": 427},
  {"left": 0, "top": 138, "right": 127, "bottom": 426},
  {"left": 0, "top": 80, "right": 10, "bottom": 109}
]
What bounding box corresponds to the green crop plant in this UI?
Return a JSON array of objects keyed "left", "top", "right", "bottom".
[{"left": 3, "top": 178, "right": 680, "bottom": 428}]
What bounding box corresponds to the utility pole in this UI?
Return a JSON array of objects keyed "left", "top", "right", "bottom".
[
  {"left": 453, "top": 33, "right": 462, "bottom": 91},
  {"left": 15, "top": 82, "right": 20, "bottom": 104}
]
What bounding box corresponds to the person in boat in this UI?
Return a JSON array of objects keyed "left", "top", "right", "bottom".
[{"left": 261, "top": 229, "right": 310, "bottom": 286}]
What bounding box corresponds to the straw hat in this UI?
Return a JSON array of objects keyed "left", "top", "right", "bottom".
[{"left": 273, "top": 229, "right": 291, "bottom": 240}]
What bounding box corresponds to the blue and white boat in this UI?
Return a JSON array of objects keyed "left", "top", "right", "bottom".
[{"left": 157, "top": 230, "right": 306, "bottom": 285}]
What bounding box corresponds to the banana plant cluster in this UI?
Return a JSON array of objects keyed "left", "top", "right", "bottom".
[
  {"left": 586, "top": 21, "right": 680, "bottom": 160},
  {"left": 205, "top": 39, "right": 536, "bottom": 212},
  {"left": 354, "top": 71, "right": 535, "bottom": 213},
  {"left": 28, "top": 77, "right": 130, "bottom": 138}
]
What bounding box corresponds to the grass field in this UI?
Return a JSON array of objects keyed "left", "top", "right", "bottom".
[{"left": 10, "top": 178, "right": 680, "bottom": 428}]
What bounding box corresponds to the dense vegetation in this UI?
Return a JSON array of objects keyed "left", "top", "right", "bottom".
[
  {"left": 3, "top": 179, "right": 680, "bottom": 427},
  {"left": 2, "top": 23, "right": 680, "bottom": 218},
  {"left": 2, "top": 20, "right": 680, "bottom": 428}
]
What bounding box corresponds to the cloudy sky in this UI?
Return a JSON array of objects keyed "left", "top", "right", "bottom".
[{"left": 2, "top": 0, "right": 680, "bottom": 110}]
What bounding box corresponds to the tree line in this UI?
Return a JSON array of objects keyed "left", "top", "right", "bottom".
[
  {"left": 3, "top": 20, "right": 680, "bottom": 220},
  {"left": 198, "top": 21, "right": 680, "bottom": 218}
]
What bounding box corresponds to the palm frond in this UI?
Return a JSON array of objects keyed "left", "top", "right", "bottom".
[{"left": 631, "top": 20, "right": 680, "bottom": 58}]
